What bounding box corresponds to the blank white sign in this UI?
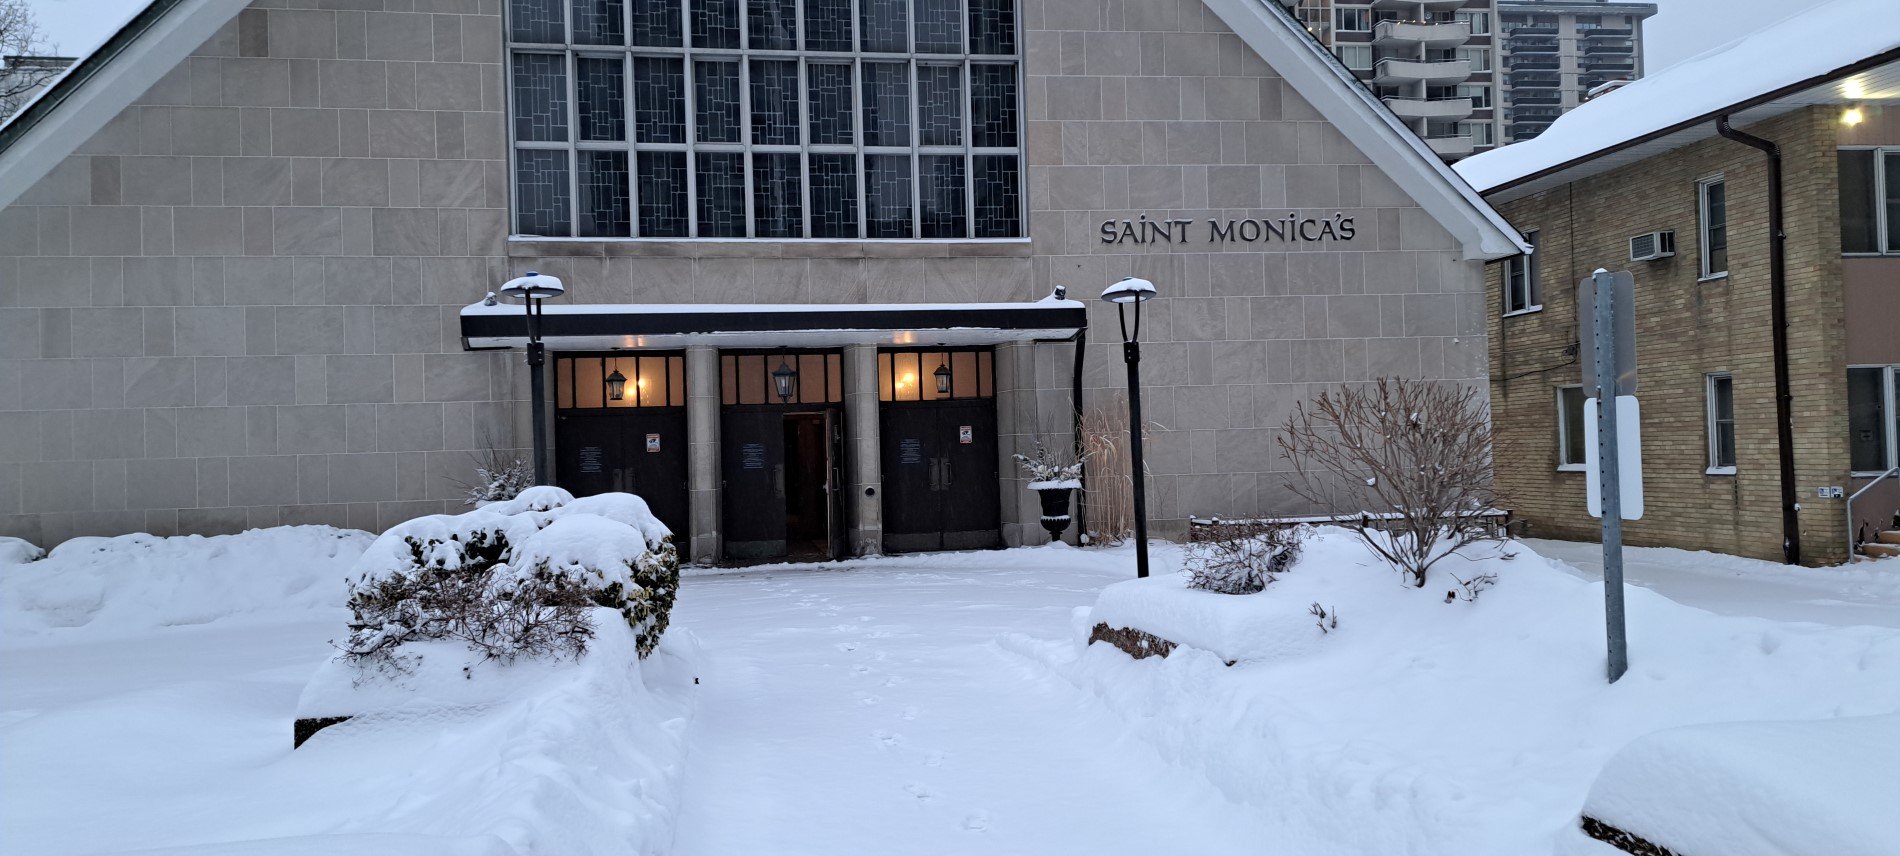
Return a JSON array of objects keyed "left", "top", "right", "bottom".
[{"left": 1585, "top": 396, "right": 1644, "bottom": 520}]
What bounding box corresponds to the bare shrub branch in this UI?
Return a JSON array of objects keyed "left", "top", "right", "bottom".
[
  {"left": 1277, "top": 378, "right": 1501, "bottom": 588},
  {"left": 1184, "top": 519, "right": 1306, "bottom": 594},
  {"left": 0, "top": 2, "right": 62, "bottom": 122}
]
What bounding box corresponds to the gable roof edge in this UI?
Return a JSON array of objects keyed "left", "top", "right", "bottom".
[
  {"left": 1201, "top": 0, "right": 1529, "bottom": 261},
  {"left": 0, "top": 0, "right": 252, "bottom": 212}
]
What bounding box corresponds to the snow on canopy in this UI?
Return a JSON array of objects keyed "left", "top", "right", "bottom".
[{"left": 1455, "top": 0, "right": 1900, "bottom": 193}]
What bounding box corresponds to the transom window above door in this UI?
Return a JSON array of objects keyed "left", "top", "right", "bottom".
[{"left": 507, "top": 0, "right": 1024, "bottom": 241}]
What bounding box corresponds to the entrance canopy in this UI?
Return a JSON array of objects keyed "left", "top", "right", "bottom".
[{"left": 460, "top": 296, "right": 1088, "bottom": 350}]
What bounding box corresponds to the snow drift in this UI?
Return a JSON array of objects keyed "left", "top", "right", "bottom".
[
  {"left": 1045, "top": 529, "right": 1900, "bottom": 856},
  {"left": 0, "top": 527, "right": 371, "bottom": 641}
]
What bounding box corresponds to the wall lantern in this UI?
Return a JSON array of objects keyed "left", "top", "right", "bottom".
[
  {"left": 606, "top": 369, "right": 628, "bottom": 401},
  {"left": 933, "top": 363, "right": 952, "bottom": 395},
  {"left": 772, "top": 358, "right": 798, "bottom": 402}
]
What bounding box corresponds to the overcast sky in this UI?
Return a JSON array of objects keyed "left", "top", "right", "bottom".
[{"left": 25, "top": 0, "right": 1832, "bottom": 77}]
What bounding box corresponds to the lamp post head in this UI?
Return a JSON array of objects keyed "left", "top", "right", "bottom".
[
  {"left": 1100, "top": 276, "right": 1156, "bottom": 305},
  {"left": 499, "top": 271, "right": 566, "bottom": 302}
]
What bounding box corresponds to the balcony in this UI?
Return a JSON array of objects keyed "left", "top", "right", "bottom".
[
  {"left": 1373, "top": 0, "right": 1466, "bottom": 10},
  {"left": 1373, "top": 57, "right": 1472, "bottom": 85},
  {"left": 1425, "top": 134, "right": 1475, "bottom": 157},
  {"left": 1384, "top": 95, "right": 1475, "bottom": 120},
  {"left": 1506, "top": 25, "right": 1557, "bottom": 36},
  {"left": 1583, "top": 28, "right": 1634, "bottom": 38},
  {"left": 1509, "top": 57, "right": 1559, "bottom": 70},
  {"left": 1509, "top": 41, "right": 1560, "bottom": 53},
  {"left": 1585, "top": 41, "right": 1635, "bottom": 55},
  {"left": 1372, "top": 20, "right": 1472, "bottom": 49},
  {"left": 1510, "top": 92, "right": 1561, "bottom": 105},
  {"left": 1582, "top": 56, "right": 1635, "bottom": 71}
]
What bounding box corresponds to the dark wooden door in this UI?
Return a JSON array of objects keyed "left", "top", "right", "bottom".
[
  {"left": 879, "top": 402, "right": 1001, "bottom": 552},
  {"left": 721, "top": 410, "right": 786, "bottom": 560},
  {"left": 937, "top": 399, "right": 1001, "bottom": 550},
  {"left": 825, "top": 409, "right": 849, "bottom": 560},
  {"left": 556, "top": 409, "right": 690, "bottom": 540}
]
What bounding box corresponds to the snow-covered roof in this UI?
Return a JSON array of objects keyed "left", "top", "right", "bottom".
[{"left": 1456, "top": 0, "right": 1900, "bottom": 200}]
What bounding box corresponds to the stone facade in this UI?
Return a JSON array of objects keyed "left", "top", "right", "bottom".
[
  {"left": 1483, "top": 106, "right": 1872, "bottom": 565},
  {"left": 0, "top": 0, "right": 1491, "bottom": 554}
]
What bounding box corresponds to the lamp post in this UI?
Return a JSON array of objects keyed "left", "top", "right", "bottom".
[
  {"left": 1102, "top": 276, "right": 1156, "bottom": 578},
  {"left": 499, "top": 271, "right": 565, "bottom": 485}
]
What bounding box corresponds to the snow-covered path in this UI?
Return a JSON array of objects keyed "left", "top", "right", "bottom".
[{"left": 668, "top": 548, "right": 1265, "bottom": 855}]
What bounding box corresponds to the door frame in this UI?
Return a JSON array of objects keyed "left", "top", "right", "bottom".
[{"left": 718, "top": 349, "right": 849, "bottom": 562}]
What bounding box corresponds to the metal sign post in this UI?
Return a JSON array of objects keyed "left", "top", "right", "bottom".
[{"left": 1581, "top": 268, "right": 1637, "bottom": 684}]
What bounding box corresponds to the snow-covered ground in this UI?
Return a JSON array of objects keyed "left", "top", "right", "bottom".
[
  {"left": 668, "top": 548, "right": 1269, "bottom": 854},
  {"left": 1527, "top": 538, "right": 1900, "bottom": 628},
  {"left": 4, "top": 526, "right": 1897, "bottom": 855}
]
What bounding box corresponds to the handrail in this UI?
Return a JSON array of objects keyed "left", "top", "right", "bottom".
[{"left": 1847, "top": 465, "right": 1900, "bottom": 560}]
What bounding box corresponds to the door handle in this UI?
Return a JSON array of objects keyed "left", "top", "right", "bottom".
[
  {"left": 942, "top": 459, "right": 951, "bottom": 488},
  {"left": 928, "top": 459, "right": 940, "bottom": 491}
]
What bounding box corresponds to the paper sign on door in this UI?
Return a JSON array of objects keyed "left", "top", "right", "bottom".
[
  {"left": 646, "top": 433, "right": 661, "bottom": 453},
  {"left": 958, "top": 425, "right": 973, "bottom": 444}
]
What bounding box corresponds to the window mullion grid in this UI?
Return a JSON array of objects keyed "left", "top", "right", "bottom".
[
  {"left": 682, "top": 23, "right": 699, "bottom": 239},
  {"left": 907, "top": 52, "right": 921, "bottom": 238},
  {"left": 622, "top": 51, "right": 638, "bottom": 238},
  {"left": 961, "top": 8, "right": 975, "bottom": 240},
  {"left": 739, "top": 17, "right": 758, "bottom": 238},
  {"left": 565, "top": 51, "right": 582, "bottom": 237},
  {"left": 850, "top": 0, "right": 865, "bottom": 239},
  {"left": 797, "top": 4, "right": 813, "bottom": 238}
]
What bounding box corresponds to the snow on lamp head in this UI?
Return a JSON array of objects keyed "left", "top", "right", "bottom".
[
  {"left": 1099, "top": 276, "right": 1156, "bottom": 305},
  {"left": 498, "top": 271, "right": 565, "bottom": 301}
]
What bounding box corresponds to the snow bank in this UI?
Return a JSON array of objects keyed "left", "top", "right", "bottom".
[
  {"left": 0, "top": 527, "right": 372, "bottom": 642},
  {"left": 0, "top": 536, "right": 42, "bottom": 565},
  {"left": 289, "top": 612, "right": 698, "bottom": 856},
  {"left": 1578, "top": 714, "right": 1900, "bottom": 856},
  {"left": 1048, "top": 529, "right": 1900, "bottom": 855}
]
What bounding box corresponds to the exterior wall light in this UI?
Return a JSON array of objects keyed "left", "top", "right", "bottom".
[
  {"left": 772, "top": 357, "right": 798, "bottom": 402},
  {"left": 933, "top": 363, "right": 952, "bottom": 395},
  {"left": 1842, "top": 106, "right": 1865, "bottom": 126},
  {"left": 606, "top": 369, "right": 628, "bottom": 401}
]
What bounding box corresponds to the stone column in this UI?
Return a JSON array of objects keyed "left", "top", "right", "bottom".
[
  {"left": 845, "top": 344, "right": 882, "bottom": 556},
  {"left": 686, "top": 346, "right": 720, "bottom": 565}
]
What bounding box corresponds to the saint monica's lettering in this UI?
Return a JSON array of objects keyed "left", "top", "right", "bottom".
[{"left": 1100, "top": 213, "right": 1357, "bottom": 245}]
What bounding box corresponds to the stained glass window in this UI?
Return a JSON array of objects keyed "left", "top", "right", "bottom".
[
  {"left": 508, "top": 0, "right": 1021, "bottom": 239},
  {"left": 576, "top": 57, "right": 626, "bottom": 142},
  {"left": 804, "top": 0, "right": 853, "bottom": 52},
  {"left": 572, "top": 0, "right": 624, "bottom": 45}
]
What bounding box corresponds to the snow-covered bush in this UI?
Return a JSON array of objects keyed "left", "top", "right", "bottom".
[
  {"left": 454, "top": 446, "right": 535, "bottom": 505},
  {"left": 0, "top": 535, "right": 44, "bottom": 565},
  {"left": 1277, "top": 378, "right": 1500, "bottom": 588},
  {"left": 1184, "top": 519, "right": 1305, "bottom": 594},
  {"left": 343, "top": 487, "right": 679, "bottom": 667}
]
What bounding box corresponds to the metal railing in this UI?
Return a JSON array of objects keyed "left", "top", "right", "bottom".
[{"left": 1847, "top": 465, "right": 1900, "bottom": 560}]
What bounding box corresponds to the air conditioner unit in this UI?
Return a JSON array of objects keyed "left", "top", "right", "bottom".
[{"left": 1629, "top": 230, "right": 1676, "bottom": 262}]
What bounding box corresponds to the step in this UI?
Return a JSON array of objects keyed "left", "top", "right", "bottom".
[
  {"left": 1877, "top": 530, "right": 1900, "bottom": 546},
  {"left": 1864, "top": 542, "right": 1900, "bottom": 559}
]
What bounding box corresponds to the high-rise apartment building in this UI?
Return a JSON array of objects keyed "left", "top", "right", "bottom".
[
  {"left": 1283, "top": 1, "right": 1504, "bottom": 162},
  {"left": 1497, "top": 1, "right": 1656, "bottom": 142}
]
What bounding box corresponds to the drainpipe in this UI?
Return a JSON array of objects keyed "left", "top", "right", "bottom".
[{"left": 1715, "top": 115, "right": 1801, "bottom": 565}]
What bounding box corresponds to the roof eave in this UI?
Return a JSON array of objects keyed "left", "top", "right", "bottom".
[
  {"left": 1477, "top": 45, "right": 1900, "bottom": 200},
  {"left": 0, "top": 0, "right": 254, "bottom": 211},
  {"left": 1202, "top": 0, "right": 1530, "bottom": 261}
]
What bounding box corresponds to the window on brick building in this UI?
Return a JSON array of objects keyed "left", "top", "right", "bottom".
[
  {"left": 505, "top": 0, "right": 1023, "bottom": 240},
  {"left": 1697, "top": 176, "right": 1727, "bottom": 278},
  {"left": 1504, "top": 230, "right": 1539, "bottom": 314},
  {"left": 1705, "top": 373, "right": 1736, "bottom": 474},
  {"left": 1557, "top": 384, "right": 1586, "bottom": 470},
  {"left": 1849, "top": 366, "right": 1899, "bottom": 474},
  {"left": 1840, "top": 148, "right": 1900, "bottom": 254}
]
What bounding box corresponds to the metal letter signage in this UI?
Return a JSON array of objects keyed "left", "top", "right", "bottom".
[{"left": 1099, "top": 212, "right": 1356, "bottom": 245}]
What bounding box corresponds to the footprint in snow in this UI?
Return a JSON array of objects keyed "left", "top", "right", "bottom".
[
  {"left": 874, "top": 730, "right": 903, "bottom": 748},
  {"left": 905, "top": 783, "right": 937, "bottom": 803},
  {"left": 901, "top": 705, "right": 919, "bottom": 721},
  {"left": 852, "top": 664, "right": 874, "bottom": 675},
  {"left": 855, "top": 692, "right": 880, "bottom": 706},
  {"left": 962, "top": 812, "right": 990, "bottom": 831},
  {"left": 836, "top": 642, "right": 858, "bottom": 652},
  {"left": 924, "top": 750, "right": 947, "bottom": 767}
]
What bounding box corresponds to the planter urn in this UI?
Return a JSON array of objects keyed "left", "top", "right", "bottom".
[{"left": 1031, "top": 483, "right": 1075, "bottom": 541}]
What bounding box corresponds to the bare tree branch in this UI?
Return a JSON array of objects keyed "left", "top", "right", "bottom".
[
  {"left": 1, "top": 0, "right": 62, "bottom": 123},
  {"left": 1277, "top": 378, "right": 1502, "bottom": 588}
]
